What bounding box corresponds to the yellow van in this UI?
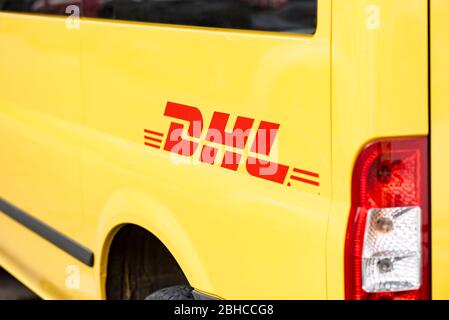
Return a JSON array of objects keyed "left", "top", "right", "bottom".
[{"left": 0, "top": 0, "right": 448, "bottom": 300}]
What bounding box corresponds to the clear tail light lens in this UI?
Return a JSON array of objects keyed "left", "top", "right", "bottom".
[
  {"left": 362, "top": 206, "right": 422, "bottom": 293},
  {"left": 345, "top": 138, "right": 430, "bottom": 300}
]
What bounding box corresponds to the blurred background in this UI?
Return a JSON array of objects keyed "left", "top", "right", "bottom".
[{"left": 0, "top": 268, "right": 39, "bottom": 300}]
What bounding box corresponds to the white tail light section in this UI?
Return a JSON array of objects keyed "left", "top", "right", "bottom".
[{"left": 362, "top": 207, "right": 422, "bottom": 293}]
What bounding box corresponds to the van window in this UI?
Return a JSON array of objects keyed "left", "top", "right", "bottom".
[
  {"left": 86, "top": 0, "right": 318, "bottom": 35},
  {"left": 0, "top": 0, "right": 317, "bottom": 34},
  {"left": 0, "top": 0, "right": 80, "bottom": 15}
]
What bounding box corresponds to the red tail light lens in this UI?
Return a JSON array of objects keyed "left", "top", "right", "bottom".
[{"left": 345, "top": 138, "right": 430, "bottom": 300}]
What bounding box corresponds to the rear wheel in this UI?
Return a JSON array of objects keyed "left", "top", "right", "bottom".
[
  {"left": 145, "top": 285, "right": 195, "bottom": 300},
  {"left": 106, "top": 225, "right": 190, "bottom": 300}
]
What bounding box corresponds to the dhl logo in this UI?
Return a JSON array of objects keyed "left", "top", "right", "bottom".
[{"left": 144, "top": 102, "right": 320, "bottom": 188}]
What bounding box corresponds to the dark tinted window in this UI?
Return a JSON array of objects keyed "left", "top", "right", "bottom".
[
  {"left": 0, "top": 0, "right": 80, "bottom": 15},
  {"left": 86, "top": 0, "right": 317, "bottom": 34},
  {"left": 0, "top": 0, "right": 317, "bottom": 34}
]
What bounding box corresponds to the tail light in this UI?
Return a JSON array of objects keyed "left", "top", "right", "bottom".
[{"left": 345, "top": 138, "right": 430, "bottom": 300}]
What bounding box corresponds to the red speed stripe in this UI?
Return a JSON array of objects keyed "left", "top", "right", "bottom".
[
  {"left": 144, "top": 129, "right": 164, "bottom": 137},
  {"left": 293, "top": 168, "right": 319, "bottom": 178},
  {"left": 290, "top": 175, "right": 320, "bottom": 187},
  {"left": 144, "top": 136, "right": 163, "bottom": 143},
  {"left": 145, "top": 142, "right": 161, "bottom": 150}
]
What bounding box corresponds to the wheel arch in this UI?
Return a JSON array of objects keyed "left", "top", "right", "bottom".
[{"left": 92, "top": 189, "right": 213, "bottom": 299}]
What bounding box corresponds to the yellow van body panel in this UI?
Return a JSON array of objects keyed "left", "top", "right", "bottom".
[
  {"left": 0, "top": 2, "right": 333, "bottom": 299},
  {"left": 0, "top": 0, "right": 439, "bottom": 300},
  {"left": 430, "top": 0, "right": 449, "bottom": 300},
  {"left": 327, "top": 0, "right": 428, "bottom": 299},
  {"left": 0, "top": 13, "right": 97, "bottom": 299},
  {"left": 81, "top": 1, "right": 332, "bottom": 300}
]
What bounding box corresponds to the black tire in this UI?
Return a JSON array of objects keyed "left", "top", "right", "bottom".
[{"left": 145, "top": 285, "right": 195, "bottom": 300}]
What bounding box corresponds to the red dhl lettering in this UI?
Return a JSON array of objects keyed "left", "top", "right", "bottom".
[{"left": 144, "top": 101, "right": 320, "bottom": 188}]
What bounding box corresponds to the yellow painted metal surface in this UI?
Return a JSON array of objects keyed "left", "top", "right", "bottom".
[
  {"left": 430, "top": 0, "right": 449, "bottom": 300},
  {"left": 327, "top": 0, "right": 428, "bottom": 299},
  {"left": 0, "top": 13, "right": 97, "bottom": 299},
  {"left": 0, "top": 2, "right": 332, "bottom": 299},
  {"left": 0, "top": 0, "right": 433, "bottom": 300},
  {"left": 81, "top": 1, "right": 332, "bottom": 300}
]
